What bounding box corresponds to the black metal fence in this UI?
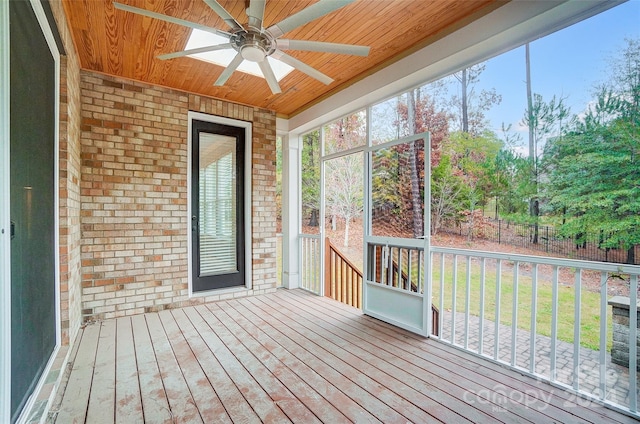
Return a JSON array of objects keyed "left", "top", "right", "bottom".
[{"left": 439, "top": 218, "right": 639, "bottom": 265}]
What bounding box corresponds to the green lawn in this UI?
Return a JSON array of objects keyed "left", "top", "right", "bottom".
[{"left": 431, "top": 258, "right": 611, "bottom": 351}]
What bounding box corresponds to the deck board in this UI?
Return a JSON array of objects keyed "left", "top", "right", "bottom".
[
  {"left": 115, "top": 316, "right": 144, "bottom": 423},
  {"left": 159, "top": 309, "right": 231, "bottom": 423},
  {"left": 130, "top": 314, "right": 172, "bottom": 424},
  {"left": 218, "top": 299, "right": 381, "bottom": 423},
  {"left": 176, "top": 307, "right": 254, "bottom": 424},
  {"left": 146, "top": 312, "right": 203, "bottom": 423},
  {"left": 281, "top": 290, "right": 561, "bottom": 423},
  {"left": 196, "top": 302, "right": 309, "bottom": 423},
  {"left": 199, "top": 303, "right": 349, "bottom": 423},
  {"left": 257, "top": 293, "right": 518, "bottom": 423},
  {"left": 56, "top": 324, "right": 100, "bottom": 423},
  {"left": 239, "top": 295, "right": 466, "bottom": 423},
  {"left": 52, "top": 289, "right": 639, "bottom": 424},
  {"left": 286, "top": 289, "right": 638, "bottom": 424},
  {"left": 86, "top": 319, "right": 116, "bottom": 424}
]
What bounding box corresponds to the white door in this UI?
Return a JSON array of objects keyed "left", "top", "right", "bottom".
[{"left": 363, "top": 132, "right": 432, "bottom": 336}]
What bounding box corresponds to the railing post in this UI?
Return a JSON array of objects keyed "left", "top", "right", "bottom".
[
  {"left": 324, "top": 237, "right": 331, "bottom": 298},
  {"left": 545, "top": 226, "right": 549, "bottom": 252}
]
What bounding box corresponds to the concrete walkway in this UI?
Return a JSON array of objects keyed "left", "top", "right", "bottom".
[{"left": 440, "top": 312, "right": 639, "bottom": 409}]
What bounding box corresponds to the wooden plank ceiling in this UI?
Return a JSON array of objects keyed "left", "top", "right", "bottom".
[{"left": 62, "top": 0, "right": 503, "bottom": 117}]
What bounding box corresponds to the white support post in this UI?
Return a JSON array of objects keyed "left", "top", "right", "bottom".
[
  {"left": 424, "top": 133, "right": 432, "bottom": 337},
  {"left": 282, "top": 133, "right": 300, "bottom": 289},
  {"left": 630, "top": 274, "right": 638, "bottom": 413}
]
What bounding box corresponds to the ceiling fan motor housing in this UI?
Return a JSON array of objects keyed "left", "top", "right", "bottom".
[{"left": 231, "top": 31, "right": 276, "bottom": 62}]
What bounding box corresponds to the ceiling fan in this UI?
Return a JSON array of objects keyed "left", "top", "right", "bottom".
[{"left": 113, "top": 0, "right": 370, "bottom": 94}]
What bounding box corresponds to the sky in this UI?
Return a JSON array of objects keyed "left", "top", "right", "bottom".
[{"left": 459, "top": 0, "right": 640, "bottom": 152}]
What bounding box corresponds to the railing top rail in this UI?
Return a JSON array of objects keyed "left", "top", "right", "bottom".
[
  {"left": 431, "top": 245, "right": 640, "bottom": 274},
  {"left": 299, "top": 233, "right": 322, "bottom": 239},
  {"left": 366, "top": 235, "right": 426, "bottom": 249}
]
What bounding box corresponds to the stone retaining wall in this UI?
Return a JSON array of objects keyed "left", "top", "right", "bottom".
[{"left": 609, "top": 296, "right": 640, "bottom": 371}]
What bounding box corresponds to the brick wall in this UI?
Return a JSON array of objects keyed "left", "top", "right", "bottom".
[
  {"left": 51, "top": 0, "right": 83, "bottom": 346},
  {"left": 80, "top": 72, "right": 277, "bottom": 321}
]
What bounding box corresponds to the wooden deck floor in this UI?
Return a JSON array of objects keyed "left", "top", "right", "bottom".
[{"left": 49, "top": 289, "right": 637, "bottom": 423}]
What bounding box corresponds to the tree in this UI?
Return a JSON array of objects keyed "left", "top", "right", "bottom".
[
  {"left": 397, "top": 88, "right": 450, "bottom": 167},
  {"left": 324, "top": 113, "right": 366, "bottom": 246},
  {"left": 407, "top": 90, "right": 424, "bottom": 238},
  {"left": 323, "top": 112, "right": 366, "bottom": 153},
  {"left": 325, "top": 154, "right": 364, "bottom": 246},
  {"left": 442, "top": 130, "right": 502, "bottom": 239},
  {"left": 543, "top": 38, "right": 640, "bottom": 263},
  {"left": 431, "top": 155, "right": 465, "bottom": 234},
  {"left": 449, "top": 63, "right": 502, "bottom": 136},
  {"left": 487, "top": 148, "right": 530, "bottom": 217},
  {"left": 301, "top": 130, "right": 320, "bottom": 227},
  {"left": 390, "top": 90, "right": 450, "bottom": 237},
  {"left": 521, "top": 90, "right": 573, "bottom": 243}
]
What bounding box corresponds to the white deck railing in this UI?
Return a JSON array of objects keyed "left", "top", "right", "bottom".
[
  {"left": 299, "top": 234, "right": 321, "bottom": 295},
  {"left": 430, "top": 246, "right": 639, "bottom": 417}
]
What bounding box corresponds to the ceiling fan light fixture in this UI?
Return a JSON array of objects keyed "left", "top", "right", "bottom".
[{"left": 241, "top": 45, "right": 266, "bottom": 62}]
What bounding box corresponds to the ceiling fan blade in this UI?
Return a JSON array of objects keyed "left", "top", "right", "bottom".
[
  {"left": 271, "top": 50, "right": 333, "bottom": 85},
  {"left": 201, "top": 0, "right": 243, "bottom": 32},
  {"left": 247, "top": 0, "right": 266, "bottom": 31},
  {"left": 277, "top": 39, "right": 370, "bottom": 56},
  {"left": 214, "top": 52, "right": 244, "bottom": 86},
  {"left": 258, "top": 59, "right": 282, "bottom": 94},
  {"left": 267, "top": 0, "right": 355, "bottom": 38},
  {"left": 158, "top": 43, "right": 232, "bottom": 60},
  {"left": 113, "top": 2, "right": 231, "bottom": 38}
]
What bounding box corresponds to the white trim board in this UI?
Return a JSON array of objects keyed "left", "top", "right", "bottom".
[{"left": 187, "top": 111, "right": 253, "bottom": 296}]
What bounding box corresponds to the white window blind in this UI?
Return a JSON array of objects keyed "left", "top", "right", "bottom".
[{"left": 199, "top": 134, "right": 237, "bottom": 276}]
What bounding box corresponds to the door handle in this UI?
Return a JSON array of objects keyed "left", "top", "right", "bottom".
[
  {"left": 10, "top": 221, "right": 15, "bottom": 239},
  {"left": 192, "top": 215, "right": 198, "bottom": 232}
]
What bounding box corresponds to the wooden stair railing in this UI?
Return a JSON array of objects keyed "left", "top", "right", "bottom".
[
  {"left": 325, "top": 237, "right": 363, "bottom": 309},
  {"left": 325, "top": 238, "right": 439, "bottom": 336}
]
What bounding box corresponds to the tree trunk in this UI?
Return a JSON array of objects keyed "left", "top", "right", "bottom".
[
  {"left": 343, "top": 217, "right": 350, "bottom": 248},
  {"left": 628, "top": 245, "right": 636, "bottom": 265},
  {"left": 309, "top": 209, "right": 319, "bottom": 227},
  {"left": 532, "top": 199, "right": 539, "bottom": 244},
  {"left": 407, "top": 90, "right": 424, "bottom": 238},
  {"left": 525, "top": 43, "right": 539, "bottom": 244},
  {"left": 461, "top": 68, "right": 469, "bottom": 133}
]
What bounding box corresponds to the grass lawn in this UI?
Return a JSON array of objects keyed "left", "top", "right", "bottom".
[{"left": 431, "top": 258, "right": 612, "bottom": 351}]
